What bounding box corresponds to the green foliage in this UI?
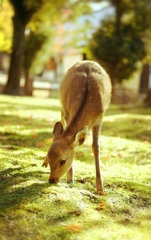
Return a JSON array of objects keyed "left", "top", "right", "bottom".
[
  {"left": 90, "top": 21, "right": 146, "bottom": 83},
  {"left": 24, "top": 33, "right": 46, "bottom": 70},
  {"left": 0, "top": 0, "right": 13, "bottom": 52},
  {"left": 0, "top": 95, "right": 151, "bottom": 239},
  {"left": 89, "top": 0, "right": 151, "bottom": 83},
  {"left": 23, "top": 0, "right": 92, "bottom": 75},
  {"left": 9, "top": 0, "right": 45, "bottom": 25}
]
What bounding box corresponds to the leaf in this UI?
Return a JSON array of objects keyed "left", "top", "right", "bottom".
[
  {"left": 96, "top": 201, "right": 106, "bottom": 211},
  {"left": 99, "top": 202, "right": 105, "bottom": 209},
  {"left": 98, "top": 191, "right": 106, "bottom": 196},
  {"left": 65, "top": 225, "right": 84, "bottom": 232},
  {"left": 96, "top": 202, "right": 106, "bottom": 211},
  {"left": 140, "top": 135, "right": 149, "bottom": 141},
  {"left": 36, "top": 142, "right": 46, "bottom": 147},
  {"left": 3, "top": 121, "right": 9, "bottom": 126},
  {"left": 32, "top": 134, "right": 38, "bottom": 138}
]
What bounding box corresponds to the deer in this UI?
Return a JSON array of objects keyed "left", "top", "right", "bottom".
[{"left": 42, "top": 60, "right": 112, "bottom": 195}]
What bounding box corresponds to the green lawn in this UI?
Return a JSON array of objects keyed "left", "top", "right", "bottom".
[{"left": 0, "top": 95, "right": 151, "bottom": 240}]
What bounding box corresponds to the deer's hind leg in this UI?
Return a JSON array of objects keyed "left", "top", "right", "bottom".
[{"left": 92, "top": 119, "right": 104, "bottom": 195}]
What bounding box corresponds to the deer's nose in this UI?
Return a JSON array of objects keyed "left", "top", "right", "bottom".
[
  {"left": 49, "top": 179, "right": 55, "bottom": 184},
  {"left": 49, "top": 178, "right": 59, "bottom": 184}
]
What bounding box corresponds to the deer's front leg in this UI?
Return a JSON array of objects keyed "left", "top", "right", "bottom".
[
  {"left": 67, "top": 165, "right": 74, "bottom": 183},
  {"left": 42, "top": 155, "right": 49, "bottom": 167},
  {"left": 92, "top": 123, "right": 104, "bottom": 195}
]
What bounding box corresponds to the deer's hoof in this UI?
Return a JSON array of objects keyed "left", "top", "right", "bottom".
[
  {"left": 42, "top": 162, "right": 48, "bottom": 167},
  {"left": 98, "top": 191, "right": 106, "bottom": 196}
]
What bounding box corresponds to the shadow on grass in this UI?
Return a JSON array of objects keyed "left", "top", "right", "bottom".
[
  {"left": 106, "top": 105, "right": 151, "bottom": 116},
  {"left": 105, "top": 178, "right": 151, "bottom": 212},
  {"left": 1, "top": 114, "right": 151, "bottom": 149},
  {"left": 0, "top": 167, "right": 50, "bottom": 211},
  {"left": 1, "top": 100, "right": 151, "bottom": 144},
  {"left": 102, "top": 117, "right": 151, "bottom": 142},
  {"left": 0, "top": 113, "right": 55, "bottom": 129},
  {"left": 107, "top": 178, "right": 151, "bottom": 195},
  {"left": 0, "top": 112, "right": 55, "bottom": 147},
  {"left": 0, "top": 131, "right": 52, "bottom": 148}
]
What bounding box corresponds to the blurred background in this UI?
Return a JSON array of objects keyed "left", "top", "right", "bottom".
[{"left": 0, "top": 0, "right": 151, "bottom": 105}]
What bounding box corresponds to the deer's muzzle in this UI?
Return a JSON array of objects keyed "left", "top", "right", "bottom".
[{"left": 49, "top": 178, "right": 59, "bottom": 184}]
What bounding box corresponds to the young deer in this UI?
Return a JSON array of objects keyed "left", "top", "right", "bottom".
[{"left": 43, "top": 60, "right": 112, "bottom": 195}]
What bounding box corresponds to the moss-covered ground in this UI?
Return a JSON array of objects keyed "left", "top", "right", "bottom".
[{"left": 0, "top": 95, "right": 151, "bottom": 240}]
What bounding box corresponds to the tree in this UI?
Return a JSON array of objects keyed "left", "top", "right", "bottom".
[
  {"left": 0, "top": 0, "right": 13, "bottom": 53},
  {"left": 23, "top": 0, "right": 91, "bottom": 96},
  {"left": 89, "top": 0, "right": 151, "bottom": 85},
  {"left": 142, "top": 25, "right": 151, "bottom": 106},
  {"left": 3, "top": 0, "right": 47, "bottom": 95},
  {"left": 144, "top": 90, "right": 151, "bottom": 106},
  {"left": 2, "top": 0, "right": 91, "bottom": 95},
  {"left": 3, "top": 0, "right": 73, "bottom": 95},
  {"left": 23, "top": 31, "right": 49, "bottom": 96}
]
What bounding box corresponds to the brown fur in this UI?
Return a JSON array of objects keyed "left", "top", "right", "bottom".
[{"left": 43, "top": 60, "right": 112, "bottom": 194}]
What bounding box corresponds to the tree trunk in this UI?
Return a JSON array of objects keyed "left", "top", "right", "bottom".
[
  {"left": 24, "top": 71, "right": 34, "bottom": 96},
  {"left": 144, "top": 89, "right": 151, "bottom": 106},
  {"left": 109, "top": 76, "right": 116, "bottom": 103},
  {"left": 3, "top": 16, "right": 25, "bottom": 95},
  {"left": 139, "top": 64, "right": 149, "bottom": 93}
]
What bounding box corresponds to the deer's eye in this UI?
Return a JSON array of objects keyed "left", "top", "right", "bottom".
[{"left": 60, "top": 160, "right": 66, "bottom": 166}]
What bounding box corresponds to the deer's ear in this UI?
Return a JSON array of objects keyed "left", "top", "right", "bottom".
[
  {"left": 74, "top": 127, "right": 88, "bottom": 146},
  {"left": 53, "top": 122, "right": 64, "bottom": 140}
]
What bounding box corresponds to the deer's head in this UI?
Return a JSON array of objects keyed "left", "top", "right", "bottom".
[{"left": 46, "top": 122, "right": 87, "bottom": 183}]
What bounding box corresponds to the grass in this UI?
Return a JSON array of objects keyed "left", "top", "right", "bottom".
[{"left": 0, "top": 95, "right": 151, "bottom": 240}]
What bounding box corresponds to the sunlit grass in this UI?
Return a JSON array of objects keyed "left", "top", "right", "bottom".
[{"left": 0, "top": 95, "right": 151, "bottom": 240}]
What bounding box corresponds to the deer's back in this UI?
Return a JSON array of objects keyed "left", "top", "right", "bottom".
[{"left": 60, "top": 61, "right": 111, "bottom": 133}]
